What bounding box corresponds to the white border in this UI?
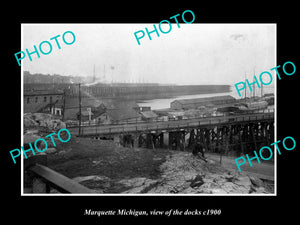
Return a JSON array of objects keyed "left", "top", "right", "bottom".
[
  {"left": 21, "top": 23, "right": 277, "bottom": 196},
  {"left": 21, "top": 23, "right": 24, "bottom": 195}
]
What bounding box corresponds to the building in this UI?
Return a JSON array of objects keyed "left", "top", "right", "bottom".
[
  {"left": 94, "top": 108, "right": 142, "bottom": 124},
  {"left": 170, "top": 95, "right": 236, "bottom": 110},
  {"left": 140, "top": 111, "right": 158, "bottom": 122},
  {"left": 76, "top": 109, "right": 94, "bottom": 122},
  {"left": 24, "top": 89, "right": 64, "bottom": 113},
  {"left": 50, "top": 99, "right": 64, "bottom": 116}
]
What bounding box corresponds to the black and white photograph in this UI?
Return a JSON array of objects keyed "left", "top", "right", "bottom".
[
  {"left": 3, "top": 5, "right": 298, "bottom": 224},
  {"left": 21, "top": 23, "right": 276, "bottom": 195}
]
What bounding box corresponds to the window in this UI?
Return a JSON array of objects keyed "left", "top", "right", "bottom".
[
  {"left": 35, "top": 97, "right": 38, "bottom": 103},
  {"left": 44, "top": 96, "right": 47, "bottom": 102},
  {"left": 27, "top": 98, "right": 30, "bottom": 104},
  {"left": 50, "top": 96, "right": 53, "bottom": 102}
]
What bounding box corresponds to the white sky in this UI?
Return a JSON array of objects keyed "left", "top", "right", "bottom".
[{"left": 22, "top": 23, "right": 276, "bottom": 85}]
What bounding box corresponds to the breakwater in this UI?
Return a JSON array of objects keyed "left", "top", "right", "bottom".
[{"left": 24, "top": 83, "right": 230, "bottom": 100}]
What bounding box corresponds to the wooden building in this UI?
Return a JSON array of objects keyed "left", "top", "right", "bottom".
[
  {"left": 93, "top": 108, "right": 142, "bottom": 124},
  {"left": 170, "top": 95, "right": 236, "bottom": 110},
  {"left": 24, "top": 89, "right": 64, "bottom": 113},
  {"left": 140, "top": 111, "right": 158, "bottom": 122}
]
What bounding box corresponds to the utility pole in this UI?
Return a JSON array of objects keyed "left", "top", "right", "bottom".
[
  {"left": 253, "top": 77, "right": 255, "bottom": 99},
  {"left": 78, "top": 83, "right": 82, "bottom": 136},
  {"left": 62, "top": 88, "right": 66, "bottom": 121},
  {"left": 253, "top": 68, "right": 256, "bottom": 100},
  {"left": 261, "top": 80, "right": 263, "bottom": 97},
  {"left": 244, "top": 72, "right": 247, "bottom": 103}
]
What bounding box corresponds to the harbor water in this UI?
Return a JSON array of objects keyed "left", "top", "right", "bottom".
[{"left": 137, "top": 85, "right": 274, "bottom": 110}]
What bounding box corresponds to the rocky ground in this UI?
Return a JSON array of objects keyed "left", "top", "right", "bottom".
[
  {"left": 47, "top": 137, "right": 273, "bottom": 194},
  {"left": 72, "top": 151, "right": 274, "bottom": 194},
  {"left": 24, "top": 113, "right": 274, "bottom": 195}
]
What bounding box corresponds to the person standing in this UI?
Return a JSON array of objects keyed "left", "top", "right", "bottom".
[{"left": 192, "top": 140, "right": 207, "bottom": 162}]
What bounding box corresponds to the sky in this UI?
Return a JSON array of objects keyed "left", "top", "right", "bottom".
[{"left": 22, "top": 23, "right": 276, "bottom": 86}]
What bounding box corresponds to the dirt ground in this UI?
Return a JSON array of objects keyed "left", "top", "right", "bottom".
[
  {"left": 47, "top": 136, "right": 173, "bottom": 192},
  {"left": 46, "top": 136, "right": 274, "bottom": 194}
]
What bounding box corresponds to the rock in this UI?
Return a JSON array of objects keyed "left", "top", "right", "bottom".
[
  {"left": 24, "top": 113, "right": 66, "bottom": 131},
  {"left": 24, "top": 133, "right": 41, "bottom": 144},
  {"left": 249, "top": 176, "right": 264, "bottom": 187},
  {"left": 32, "top": 113, "right": 54, "bottom": 121},
  {"left": 211, "top": 189, "right": 228, "bottom": 194},
  {"left": 207, "top": 173, "right": 226, "bottom": 183},
  {"left": 73, "top": 175, "right": 111, "bottom": 183},
  {"left": 41, "top": 119, "right": 66, "bottom": 131},
  {"left": 207, "top": 159, "right": 216, "bottom": 164},
  {"left": 181, "top": 186, "right": 199, "bottom": 194},
  {"left": 46, "top": 148, "right": 57, "bottom": 154},
  {"left": 24, "top": 116, "right": 39, "bottom": 127},
  {"left": 190, "top": 175, "right": 204, "bottom": 188},
  {"left": 25, "top": 129, "right": 39, "bottom": 135},
  {"left": 234, "top": 176, "right": 252, "bottom": 188},
  {"left": 118, "top": 177, "right": 159, "bottom": 194},
  {"left": 250, "top": 186, "right": 268, "bottom": 194},
  {"left": 255, "top": 187, "right": 267, "bottom": 194},
  {"left": 118, "top": 177, "right": 148, "bottom": 187},
  {"left": 197, "top": 182, "right": 220, "bottom": 193},
  {"left": 221, "top": 182, "right": 240, "bottom": 194},
  {"left": 225, "top": 174, "right": 238, "bottom": 182}
]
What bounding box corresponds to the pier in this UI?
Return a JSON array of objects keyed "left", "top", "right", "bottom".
[{"left": 68, "top": 111, "right": 274, "bottom": 156}]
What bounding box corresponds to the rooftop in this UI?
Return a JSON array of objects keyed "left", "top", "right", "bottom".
[
  {"left": 140, "top": 111, "right": 158, "bottom": 119},
  {"left": 172, "top": 95, "right": 235, "bottom": 105},
  {"left": 24, "top": 89, "right": 64, "bottom": 96},
  {"left": 106, "top": 108, "right": 140, "bottom": 121}
]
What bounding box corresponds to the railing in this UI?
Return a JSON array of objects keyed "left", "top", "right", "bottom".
[
  {"left": 66, "top": 108, "right": 275, "bottom": 128},
  {"left": 25, "top": 155, "right": 95, "bottom": 194},
  {"left": 68, "top": 111, "right": 274, "bottom": 136}
]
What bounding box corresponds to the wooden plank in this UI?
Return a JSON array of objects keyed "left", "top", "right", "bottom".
[{"left": 29, "top": 164, "right": 95, "bottom": 193}]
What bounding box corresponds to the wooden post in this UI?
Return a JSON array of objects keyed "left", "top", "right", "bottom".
[
  {"left": 193, "top": 129, "right": 198, "bottom": 148},
  {"left": 251, "top": 124, "right": 258, "bottom": 151},
  {"left": 200, "top": 128, "right": 209, "bottom": 153},
  {"left": 159, "top": 133, "right": 164, "bottom": 148},
  {"left": 151, "top": 134, "right": 155, "bottom": 150},
  {"left": 216, "top": 127, "right": 219, "bottom": 154}
]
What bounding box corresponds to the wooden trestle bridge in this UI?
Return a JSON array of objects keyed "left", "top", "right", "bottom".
[
  {"left": 24, "top": 111, "right": 275, "bottom": 194},
  {"left": 67, "top": 111, "right": 274, "bottom": 156}
]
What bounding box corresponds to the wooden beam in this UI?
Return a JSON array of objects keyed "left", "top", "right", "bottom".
[{"left": 29, "top": 164, "right": 95, "bottom": 193}]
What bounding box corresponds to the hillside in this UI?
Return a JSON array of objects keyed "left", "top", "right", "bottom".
[{"left": 47, "top": 136, "right": 274, "bottom": 194}]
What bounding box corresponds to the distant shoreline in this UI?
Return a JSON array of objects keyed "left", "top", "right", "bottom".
[{"left": 25, "top": 83, "right": 231, "bottom": 100}]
